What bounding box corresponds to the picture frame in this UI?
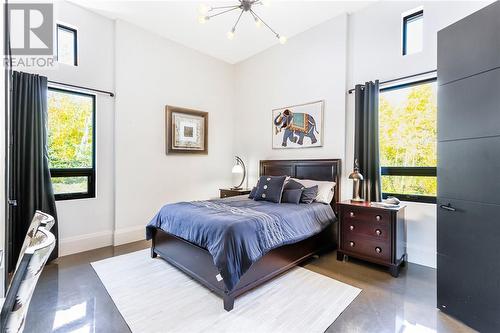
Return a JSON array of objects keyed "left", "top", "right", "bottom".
[
  {"left": 272, "top": 100, "right": 324, "bottom": 149},
  {"left": 165, "top": 105, "right": 208, "bottom": 154}
]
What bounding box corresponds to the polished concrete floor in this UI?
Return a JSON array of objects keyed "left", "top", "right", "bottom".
[{"left": 26, "top": 241, "right": 474, "bottom": 333}]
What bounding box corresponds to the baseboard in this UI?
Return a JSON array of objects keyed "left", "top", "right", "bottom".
[
  {"left": 406, "top": 244, "right": 436, "bottom": 269},
  {"left": 113, "top": 225, "right": 146, "bottom": 246},
  {"left": 60, "top": 230, "right": 114, "bottom": 257},
  {"left": 59, "top": 226, "right": 146, "bottom": 256}
]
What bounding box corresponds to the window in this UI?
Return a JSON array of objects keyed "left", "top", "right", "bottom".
[
  {"left": 56, "top": 24, "right": 78, "bottom": 66},
  {"left": 379, "top": 78, "right": 437, "bottom": 203},
  {"left": 48, "top": 88, "right": 95, "bottom": 200},
  {"left": 402, "top": 10, "right": 423, "bottom": 55}
]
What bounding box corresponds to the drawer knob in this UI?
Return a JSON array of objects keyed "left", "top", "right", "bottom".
[
  {"left": 349, "top": 225, "right": 355, "bottom": 231},
  {"left": 349, "top": 212, "right": 355, "bottom": 217},
  {"left": 349, "top": 241, "right": 355, "bottom": 247},
  {"left": 375, "top": 247, "right": 382, "bottom": 253},
  {"left": 376, "top": 215, "right": 382, "bottom": 221},
  {"left": 375, "top": 229, "right": 382, "bottom": 236}
]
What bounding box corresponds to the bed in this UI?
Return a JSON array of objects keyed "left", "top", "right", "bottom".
[{"left": 147, "top": 159, "right": 341, "bottom": 311}]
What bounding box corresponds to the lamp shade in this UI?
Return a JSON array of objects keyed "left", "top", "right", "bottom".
[
  {"left": 348, "top": 170, "right": 364, "bottom": 180},
  {"left": 231, "top": 156, "right": 246, "bottom": 189},
  {"left": 232, "top": 164, "right": 244, "bottom": 174}
]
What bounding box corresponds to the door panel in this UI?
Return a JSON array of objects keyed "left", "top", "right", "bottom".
[
  {"left": 437, "top": 253, "right": 500, "bottom": 332},
  {"left": 437, "top": 2, "right": 500, "bottom": 85},
  {"left": 438, "top": 137, "right": 500, "bottom": 205},
  {"left": 438, "top": 67, "right": 500, "bottom": 141},
  {"left": 437, "top": 196, "right": 500, "bottom": 332},
  {"left": 437, "top": 198, "right": 500, "bottom": 260}
]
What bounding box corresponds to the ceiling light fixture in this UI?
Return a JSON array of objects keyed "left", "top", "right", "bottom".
[{"left": 198, "top": 0, "right": 286, "bottom": 44}]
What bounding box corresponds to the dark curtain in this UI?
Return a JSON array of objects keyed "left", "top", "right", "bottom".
[
  {"left": 8, "top": 71, "right": 58, "bottom": 272},
  {"left": 354, "top": 81, "right": 382, "bottom": 202}
]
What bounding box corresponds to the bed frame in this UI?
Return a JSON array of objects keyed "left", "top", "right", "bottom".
[{"left": 150, "top": 159, "right": 341, "bottom": 311}]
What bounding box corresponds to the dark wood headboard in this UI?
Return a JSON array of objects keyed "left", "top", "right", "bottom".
[{"left": 259, "top": 159, "right": 342, "bottom": 212}]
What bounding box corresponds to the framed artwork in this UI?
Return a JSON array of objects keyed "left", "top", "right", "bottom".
[
  {"left": 165, "top": 105, "right": 208, "bottom": 154},
  {"left": 272, "top": 100, "right": 324, "bottom": 149}
]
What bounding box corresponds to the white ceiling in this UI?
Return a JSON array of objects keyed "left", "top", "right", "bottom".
[{"left": 73, "top": 1, "right": 375, "bottom": 64}]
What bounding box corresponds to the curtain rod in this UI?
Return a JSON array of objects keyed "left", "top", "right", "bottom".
[
  {"left": 48, "top": 80, "right": 115, "bottom": 97},
  {"left": 348, "top": 69, "right": 437, "bottom": 94}
]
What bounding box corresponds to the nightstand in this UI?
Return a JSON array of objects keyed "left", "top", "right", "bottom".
[
  {"left": 219, "top": 188, "right": 251, "bottom": 199},
  {"left": 336, "top": 201, "right": 407, "bottom": 277}
]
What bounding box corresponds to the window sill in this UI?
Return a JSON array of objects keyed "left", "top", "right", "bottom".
[
  {"left": 55, "top": 193, "right": 95, "bottom": 201},
  {"left": 382, "top": 193, "right": 436, "bottom": 204}
]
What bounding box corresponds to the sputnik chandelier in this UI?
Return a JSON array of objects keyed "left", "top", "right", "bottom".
[{"left": 198, "top": 0, "right": 287, "bottom": 44}]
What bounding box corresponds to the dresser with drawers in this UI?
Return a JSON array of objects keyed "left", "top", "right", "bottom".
[
  {"left": 336, "top": 201, "right": 406, "bottom": 277},
  {"left": 219, "top": 188, "right": 251, "bottom": 199}
]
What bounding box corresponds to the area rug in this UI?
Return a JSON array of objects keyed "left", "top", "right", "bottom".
[{"left": 91, "top": 249, "right": 361, "bottom": 333}]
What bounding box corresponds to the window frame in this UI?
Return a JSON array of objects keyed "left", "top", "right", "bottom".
[
  {"left": 402, "top": 9, "right": 423, "bottom": 56},
  {"left": 56, "top": 24, "right": 78, "bottom": 66},
  {"left": 379, "top": 77, "right": 437, "bottom": 204},
  {"left": 48, "top": 87, "right": 96, "bottom": 201}
]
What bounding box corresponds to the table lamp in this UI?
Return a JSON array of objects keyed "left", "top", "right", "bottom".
[
  {"left": 231, "top": 156, "right": 246, "bottom": 190},
  {"left": 349, "top": 159, "right": 364, "bottom": 202}
]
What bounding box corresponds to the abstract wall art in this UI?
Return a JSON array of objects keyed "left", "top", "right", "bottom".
[{"left": 165, "top": 105, "right": 208, "bottom": 154}]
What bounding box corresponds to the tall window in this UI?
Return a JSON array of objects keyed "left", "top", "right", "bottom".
[
  {"left": 56, "top": 24, "right": 78, "bottom": 66},
  {"left": 379, "top": 78, "right": 437, "bottom": 203},
  {"left": 48, "top": 88, "right": 95, "bottom": 200},
  {"left": 402, "top": 10, "right": 423, "bottom": 55}
]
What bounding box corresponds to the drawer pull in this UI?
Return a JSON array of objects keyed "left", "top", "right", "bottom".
[
  {"left": 375, "top": 215, "right": 382, "bottom": 221},
  {"left": 349, "top": 225, "right": 355, "bottom": 231},
  {"left": 349, "top": 212, "right": 355, "bottom": 217},
  {"left": 375, "top": 247, "right": 382, "bottom": 253},
  {"left": 375, "top": 229, "right": 382, "bottom": 236},
  {"left": 349, "top": 241, "right": 355, "bottom": 247}
]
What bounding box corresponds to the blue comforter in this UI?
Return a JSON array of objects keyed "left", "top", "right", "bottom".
[{"left": 146, "top": 196, "right": 336, "bottom": 291}]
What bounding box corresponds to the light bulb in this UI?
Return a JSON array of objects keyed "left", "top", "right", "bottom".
[
  {"left": 254, "top": 17, "right": 262, "bottom": 28},
  {"left": 227, "top": 30, "right": 235, "bottom": 40},
  {"left": 198, "top": 15, "right": 208, "bottom": 24},
  {"left": 279, "top": 35, "right": 287, "bottom": 44},
  {"left": 261, "top": 0, "right": 270, "bottom": 7},
  {"left": 198, "top": 4, "right": 209, "bottom": 15}
]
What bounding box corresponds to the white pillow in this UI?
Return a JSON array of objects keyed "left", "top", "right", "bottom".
[{"left": 291, "top": 178, "right": 336, "bottom": 204}]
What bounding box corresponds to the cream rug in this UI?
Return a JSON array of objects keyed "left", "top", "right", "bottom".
[{"left": 91, "top": 249, "right": 361, "bottom": 333}]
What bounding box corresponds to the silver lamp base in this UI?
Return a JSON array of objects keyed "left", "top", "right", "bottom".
[{"left": 351, "top": 181, "right": 364, "bottom": 202}]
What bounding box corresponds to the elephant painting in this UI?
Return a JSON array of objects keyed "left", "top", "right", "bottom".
[{"left": 274, "top": 108, "right": 320, "bottom": 147}]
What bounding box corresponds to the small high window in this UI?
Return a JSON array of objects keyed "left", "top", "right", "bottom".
[
  {"left": 402, "top": 10, "right": 423, "bottom": 56},
  {"left": 57, "top": 24, "right": 78, "bottom": 66}
]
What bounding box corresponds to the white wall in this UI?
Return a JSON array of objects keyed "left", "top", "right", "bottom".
[
  {"left": 234, "top": 14, "right": 349, "bottom": 198},
  {"left": 346, "top": 1, "right": 493, "bottom": 267},
  {"left": 31, "top": 1, "right": 116, "bottom": 255},
  {"left": 113, "top": 20, "right": 235, "bottom": 244}
]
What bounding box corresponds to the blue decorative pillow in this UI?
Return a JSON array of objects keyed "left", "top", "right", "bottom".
[
  {"left": 254, "top": 176, "right": 287, "bottom": 203},
  {"left": 301, "top": 185, "right": 319, "bottom": 204},
  {"left": 248, "top": 186, "right": 257, "bottom": 199},
  {"left": 284, "top": 179, "right": 305, "bottom": 191},
  {"left": 281, "top": 189, "right": 303, "bottom": 204}
]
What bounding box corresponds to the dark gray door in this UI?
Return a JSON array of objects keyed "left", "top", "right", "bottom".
[
  {"left": 437, "top": 198, "right": 500, "bottom": 331},
  {"left": 437, "top": 2, "right": 500, "bottom": 332}
]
